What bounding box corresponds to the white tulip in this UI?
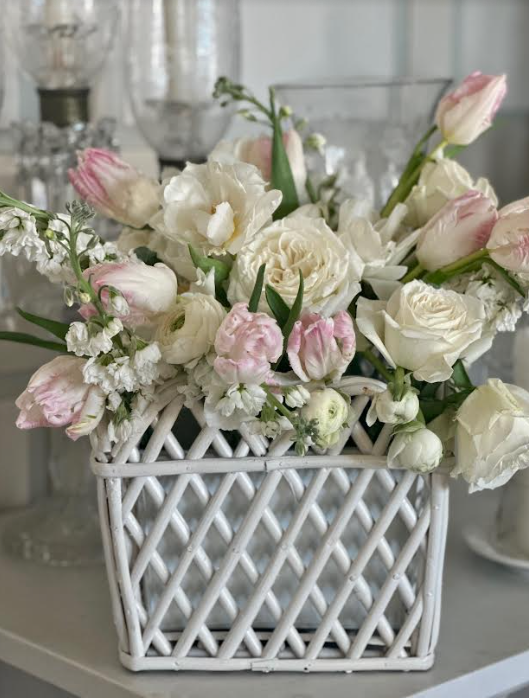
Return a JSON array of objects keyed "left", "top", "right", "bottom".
[
  {"left": 453, "top": 379, "right": 529, "bottom": 491},
  {"left": 228, "top": 216, "right": 362, "bottom": 315},
  {"left": 356, "top": 280, "right": 486, "bottom": 383},
  {"left": 405, "top": 158, "right": 497, "bottom": 229},
  {"left": 156, "top": 293, "right": 226, "bottom": 366},
  {"left": 160, "top": 160, "right": 281, "bottom": 257},
  {"left": 388, "top": 427, "right": 443, "bottom": 473}
]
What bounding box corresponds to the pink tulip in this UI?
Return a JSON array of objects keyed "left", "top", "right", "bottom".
[
  {"left": 214, "top": 302, "right": 283, "bottom": 384},
  {"left": 68, "top": 148, "right": 161, "bottom": 228},
  {"left": 416, "top": 191, "right": 498, "bottom": 271},
  {"left": 287, "top": 310, "right": 356, "bottom": 382},
  {"left": 16, "top": 356, "right": 105, "bottom": 440},
  {"left": 435, "top": 72, "right": 507, "bottom": 145},
  {"left": 487, "top": 197, "right": 529, "bottom": 273},
  {"left": 80, "top": 261, "right": 178, "bottom": 326}
]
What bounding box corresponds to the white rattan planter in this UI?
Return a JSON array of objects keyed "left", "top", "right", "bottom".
[{"left": 91, "top": 378, "right": 450, "bottom": 673}]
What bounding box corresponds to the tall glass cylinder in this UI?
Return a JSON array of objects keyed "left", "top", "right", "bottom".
[
  {"left": 274, "top": 78, "right": 451, "bottom": 208},
  {"left": 126, "top": 0, "right": 241, "bottom": 170}
]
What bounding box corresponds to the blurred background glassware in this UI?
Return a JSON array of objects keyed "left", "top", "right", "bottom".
[
  {"left": 274, "top": 77, "right": 452, "bottom": 209},
  {"left": 3, "top": 430, "right": 102, "bottom": 566},
  {"left": 126, "top": 0, "right": 241, "bottom": 172},
  {"left": 3, "top": 0, "right": 120, "bottom": 127}
]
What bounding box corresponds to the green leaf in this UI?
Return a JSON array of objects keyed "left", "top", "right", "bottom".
[
  {"left": 265, "top": 285, "right": 290, "bottom": 327},
  {"left": 188, "top": 245, "right": 231, "bottom": 306},
  {"left": 419, "top": 398, "right": 446, "bottom": 423},
  {"left": 270, "top": 90, "right": 299, "bottom": 219},
  {"left": 134, "top": 246, "right": 161, "bottom": 266},
  {"left": 281, "top": 270, "right": 304, "bottom": 348},
  {"left": 451, "top": 360, "right": 473, "bottom": 389},
  {"left": 0, "top": 331, "right": 69, "bottom": 353},
  {"left": 248, "top": 264, "right": 266, "bottom": 313},
  {"left": 16, "top": 307, "right": 69, "bottom": 341}
]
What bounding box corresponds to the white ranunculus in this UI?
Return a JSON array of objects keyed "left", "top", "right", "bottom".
[
  {"left": 367, "top": 386, "right": 420, "bottom": 426},
  {"left": 228, "top": 216, "right": 363, "bottom": 315},
  {"left": 160, "top": 160, "right": 281, "bottom": 257},
  {"left": 337, "top": 198, "right": 419, "bottom": 300},
  {"left": 356, "top": 280, "right": 486, "bottom": 383},
  {"left": 156, "top": 293, "right": 226, "bottom": 366},
  {"left": 453, "top": 379, "right": 529, "bottom": 491},
  {"left": 405, "top": 158, "right": 497, "bottom": 229},
  {"left": 300, "top": 388, "right": 349, "bottom": 449},
  {"left": 388, "top": 426, "right": 443, "bottom": 473}
]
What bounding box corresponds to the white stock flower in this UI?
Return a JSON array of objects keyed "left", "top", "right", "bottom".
[
  {"left": 453, "top": 379, "right": 529, "bottom": 491},
  {"left": 405, "top": 158, "right": 497, "bottom": 228},
  {"left": 228, "top": 216, "right": 362, "bottom": 315},
  {"left": 388, "top": 427, "right": 443, "bottom": 473},
  {"left": 160, "top": 160, "right": 282, "bottom": 256},
  {"left": 156, "top": 293, "right": 226, "bottom": 366},
  {"left": 300, "top": 388, "right": 349, "bottom": 449},
  {"left": 0, "top": 208, "right": 44, "bottom": 260},
  {"left": 204, "top": 380, "right": 267, "bottom": 430},
  {"left": 356, "top": 280, "right": 486, "bottom": 383},
  {"left": 337, "top": 199, "right": 418, "bottom": 300},
  {"left": 285, "top": 385, "right": 311, "bottom": 409},
  {"left": 66, "top": 319, "right": 123, "bottom": 358},
  {"left": 367, "top": 386, "right": 420, "bottom": 426}
]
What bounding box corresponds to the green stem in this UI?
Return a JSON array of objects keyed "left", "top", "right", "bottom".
[
  {"left": 264, "top": 386, "right": 295, "bottom": 422},
  {"left": 401, "top": 263, "right": 425, "bottom": 283},
  {"left": 360, "top": 349, "right": 394, "bottom": 383},
  {"left": 0, "top": 191, "right": 51, "bottom": 223},
  {"left": 423, "top": 248, "right": 489, "bottom": 282},
  {"left": 483, "top": 258, "right": 526, "bottom": 297},
  {"left": 393, "top": 366, "right": 405, "bottom": 401}
]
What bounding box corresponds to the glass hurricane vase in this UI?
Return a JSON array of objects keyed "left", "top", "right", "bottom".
[
  {"left": 274, "top": 77, "right": 451, "bottom": 209},
  {"left": 3, "top": 430, "right": 102, "bottom": 567}
]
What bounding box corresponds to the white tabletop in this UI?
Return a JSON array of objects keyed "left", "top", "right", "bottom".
[{"left": 0, "top": 483, "right": 528, "bottom": 698}]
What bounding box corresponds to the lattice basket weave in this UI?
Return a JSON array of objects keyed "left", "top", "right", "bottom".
[{"left": 92, "top": 378, "right": 450, "bottom": 673}]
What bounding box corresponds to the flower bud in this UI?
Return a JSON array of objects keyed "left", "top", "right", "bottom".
[
  {"left": 387, "top": 427, "right": 443, "bottom": 473},
  {"left": 300, "top": 388, "right": 349, "bottom": 449},
  {"left": 367, "top": 387, "right": 420, "bottom": 426},
  {"left": 435, "top": 72, "right": 507, "bottom": 145}
]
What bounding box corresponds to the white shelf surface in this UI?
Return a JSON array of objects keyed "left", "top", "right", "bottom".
[{"left": 0, "top": 484, "right": 528, "bottom": 698}]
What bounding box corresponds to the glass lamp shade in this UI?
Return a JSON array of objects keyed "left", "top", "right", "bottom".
[
  {"left": 4, "top": 0, "right": 120, "bottom": 125},
  {"left": 126, "top": 0, "right": 241, "bottom": 169},
  {"left": 274, "top": 77, "right": 451, "bottom": 208}
]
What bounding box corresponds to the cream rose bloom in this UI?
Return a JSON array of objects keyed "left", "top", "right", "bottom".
[
  {"left": 228, "top": 216, "right": 363, "bottom": 315},
  {"left": 405, "top": 158, "right": 497, "bottom": 229},
  {"left": 160, "top": 160, "right": 281, "bottom": 257},
  {"left": 337, "top": 199, "right": 419, "bottom": 300},
  {"left": 156, "top": 293, "right": 226, "bottom": 366},
  {"left": 356, "top": 280, "right": 486, "bottom": 382},
  {"left": 453, "top": 379, "right": 529, "bottom": 491}
]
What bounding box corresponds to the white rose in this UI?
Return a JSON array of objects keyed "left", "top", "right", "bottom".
[
  {"left": 405, "top": 158, "right": 497, "bottom": 229},
  {"left": 337, "top": 199, "right": 419, "bottom": 300},
  {"left": 356, "top": 280, "right": 486, "bottom": 383},
  {"left": 160, "top": 160, "right": 281, "bottom": 257},
  {"left": 300, "top": 388, "right": 349, "bottom": 449},
  {"left": 388, "top": 427, "right": 443, "bottom": 473},
  {"left": 453, "top": 379, "right": 529, "bottom": 491},
  {"left": 156, "top": 293, "right": 226, "bottom": 366},
  {"left": 228, "top": 216, "right": 362, "bottom": 315},
  {"left": 367, "top": 387, "right": 419, "bottom": 426}
]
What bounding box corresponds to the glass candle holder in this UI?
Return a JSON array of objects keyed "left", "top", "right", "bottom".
[
  {"left": 126, "top": 0, "right": 241, "bottom": 171},
  {"left": 274, "top": 77, "right": 451, "bottom": 208}
]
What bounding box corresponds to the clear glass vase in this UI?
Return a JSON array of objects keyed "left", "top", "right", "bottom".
[
  {"left": 274, "top": 77, "right": 451, "bottom": 208},
  {"left": 126, "top": 0, "right": 241, "bottom": 170},
  {"left": 3, "top": 430, "right": 102, "bottom": 567}
]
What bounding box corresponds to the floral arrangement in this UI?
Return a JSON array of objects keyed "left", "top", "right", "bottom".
[{"left": 2, "top": 71, "right": 529, "bottom": 493}]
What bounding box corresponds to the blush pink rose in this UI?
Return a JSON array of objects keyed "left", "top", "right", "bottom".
[
  {"left": 16, "top": 356, "right": 105, "bottom": 440},
  {"left": 486, "top": 197, "right": 529, "bottom": 273},
  {"left": 287, "top": 310, "right": 356, "bottom": 382},
  {"left": 435, "top": 72, "right": 507, "bottom": 145},
  {"left": 214, "top": 302, "right": 283, "bottom": 384},
  {"left": 416, "top": 190, "right": 498, "bottom": 271},
  {"left": 80, "top": 260, "right": 178, "bottom": 326},
  {"left": 68, "top": 148, "right": 161, "bottom": 228}
]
